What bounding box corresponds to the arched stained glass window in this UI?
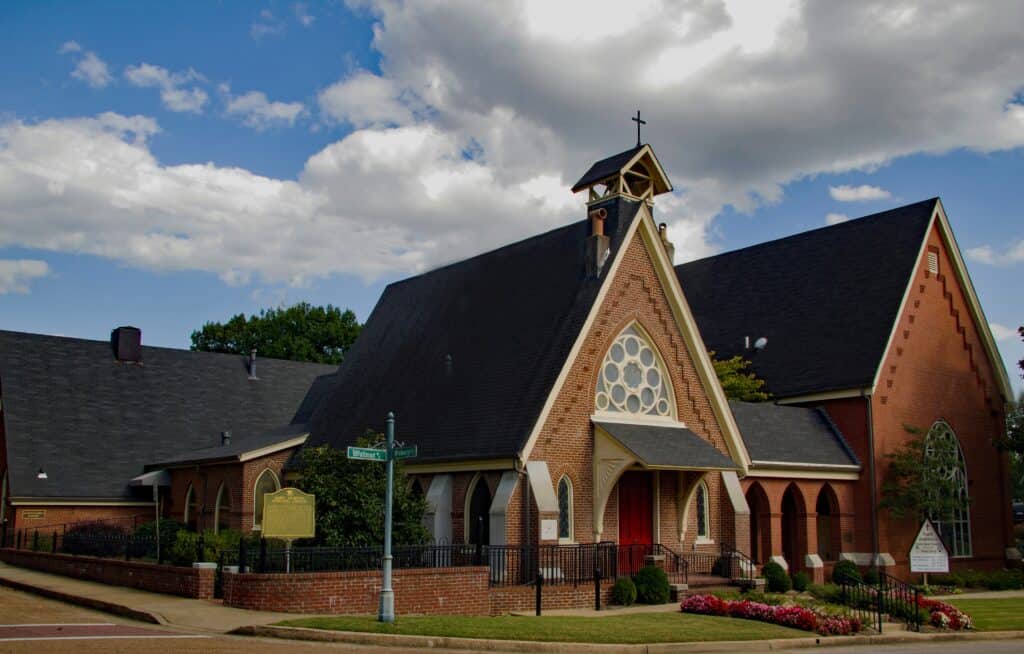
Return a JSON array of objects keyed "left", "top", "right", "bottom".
[
  {"left": 214, "top": 483, "right": 232, "bottom": 534},
  {"left": 595, "top": 324, "right": 673, "bottom": 417},
  {"left": 184, "top": 484, "right": 198, "bottom": 531},
  {"left": 924, "top": 421, "right": 972, "bottom": 557},
  {"left": 695, "top": 481, "right": 710, "bottom": 539},
  {"left": 253, "top": 469, "right": 280, "bottom": 530},
  {"left": 557, "top": 476, "right": 573, "bottom": 541}
]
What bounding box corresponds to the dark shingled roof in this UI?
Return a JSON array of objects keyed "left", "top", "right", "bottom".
[
  {"left": 595, "top": 421, "right": 737, "bottom": 470},
  {"left": 676, "top": 199, "right": 937, "bottom": 398},
  {"left": 304, "top": 197, "right": 641, "bottom": 463},
  {"left": 148, "top": 423, "right": 310, "bottom": 468},
  {"left": 0, "top": 330, "right": 335, "bottom": 499},
  {"left": 728, "top": 401, "right": 859, "bottom": 468},
  {"left": 571, "top": 146, "right": 644, "bottom": 192}
]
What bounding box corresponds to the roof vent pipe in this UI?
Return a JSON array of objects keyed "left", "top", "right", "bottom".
[
  {"left": 111, "top": 326, "right": 142, "bottom": 363},
  {"left": 589, "top": 207, "right": 607, "bottom": 236},
  {"left": 248, "top": 348, "right": 257, "bottom": 380},
  {"left": 221, "top": 431, "right": 232, "bottom": 446},
  {"left": 585, "top": 208, "right": 611, "bottom": 278}
]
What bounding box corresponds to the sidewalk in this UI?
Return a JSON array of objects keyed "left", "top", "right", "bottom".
[{"left": 0, "top": 560, "right": 299, "bottom": 634}]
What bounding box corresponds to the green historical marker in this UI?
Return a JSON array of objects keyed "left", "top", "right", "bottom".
[{"left": 346, "top": 446, "right": 387, "bottom": 461}]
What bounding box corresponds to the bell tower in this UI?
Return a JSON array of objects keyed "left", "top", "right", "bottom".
[{"left": 571, "top": 143, "right": 672, "bottom": 207}]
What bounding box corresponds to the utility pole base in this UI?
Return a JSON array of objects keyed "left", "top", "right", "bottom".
[{"left": 378, "top": 589, "right": 395, "bottom": 623}]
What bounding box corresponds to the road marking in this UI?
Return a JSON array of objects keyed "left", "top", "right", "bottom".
[
  {"left": 0, "top": 635, "right": 209, "bottom": 641},
  {"left": 0, "top": 623, "right": 114, "bottom": 627}
]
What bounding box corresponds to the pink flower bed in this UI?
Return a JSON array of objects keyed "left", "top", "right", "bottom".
[{"left": 680, "top": 594, "right": 862, "bottom": 636}]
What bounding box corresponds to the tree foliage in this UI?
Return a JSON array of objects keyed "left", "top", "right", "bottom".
[
  {"left": 710, "top": 352, "right": 770, "bottom": 402},
  {"left": 997, "top": 395, "right": 1024, "bottom": 500},
  {"left": 296, "top": 436, "right": 430, "bottom": 547},
  {"left": 190, "top": 302, "right": 361, "bottom": 365},
  {"left": 880, "top": 425, "right": 964, "bottom": 522}
]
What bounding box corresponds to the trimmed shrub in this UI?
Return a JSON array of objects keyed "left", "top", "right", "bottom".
[
  {"left": 634, "top": 565, "right": 671, "bottom": 604},
  {"left": 807, "top": 583, "right": 843, "bottom": 604},
  {"left": 791, "top": 571, "right": 810, "bottom": 592},
  {"left": 762, "top": 561, "right": 791, "bottom": 593},
  {"left": 831, "top": 560, "right": 862, "bottom": 586},
  {"left": 862, "top": 567, "right": 880, "bottom": 586},
  {"left": 611, "top": 577, "right": 637, "bottom": 606},
  {"left": 169, "top": 528, "right": 244, "bottom": 566},
  {"left": 127, "top": 519, "right": 185, "bottom": 559}
]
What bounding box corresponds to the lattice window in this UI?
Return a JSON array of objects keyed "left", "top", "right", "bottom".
[
  {"left": 595, "top": 324, "right": 673, "bottom": 417},
  {"left": 695, "top": 481, "right": 710, "bottom": 539},
  {"left": 924, "top": 421, "right": 972, "bottom": 557},
  {"left": 557, "top": 476, "right": 573, "bottom": 541}
]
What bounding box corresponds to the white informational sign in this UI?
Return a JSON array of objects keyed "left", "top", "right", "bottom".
[
  {"left": 910, "top": 520, "right": 949, "bottom": 573},
  {"left": 541, "top": 519, "right": 558, "bottom": 541}
]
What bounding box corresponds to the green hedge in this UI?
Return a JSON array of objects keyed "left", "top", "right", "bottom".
[
  {"left": 831, "top": 560, "right": 862, "bottom": 585},
  {"left": 762, "top": 561, "right": 791, "bottom": 593},
  {"left": 634, "top": 565, "right": 670, "bottom": 604},
  {"left": 611, "top": 577, "right": 637, "bottom": 606}
]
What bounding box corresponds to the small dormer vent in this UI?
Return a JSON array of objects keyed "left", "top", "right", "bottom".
[{"left": 927, "top": 250, "right": 939, "bottom": 275}]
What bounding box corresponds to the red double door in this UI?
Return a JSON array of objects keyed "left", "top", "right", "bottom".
[{"left": 618, "top": 472, "right": 653, "bottom": 574}]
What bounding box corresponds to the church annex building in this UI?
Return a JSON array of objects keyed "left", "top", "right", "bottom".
[{"left": 0, "top": 144, "right": 1016, "bottom": 586}]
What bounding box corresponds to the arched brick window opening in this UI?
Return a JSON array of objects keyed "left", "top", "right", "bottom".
[
  {"left": 745, "top": 482, "right": 771, "bottom": 564},
  {"left": 815, "top": 484, "right": 841, "bottom": 561},
  {"left": 465, "top": 475, "right": 491, "bottom": 546},
  {"left": 184, "top": 484, "right": 198, "bottom": 531},
  {"left": 925, "top": 421, "right": 972, "bottom": 557},
  {"left": 214, "top": 483, "right": 232, "bottom": 534},
  {"left": 253, "top": 469, "right": 280, "bottom": 530},
  {"left": 595, "top": 323, "right": 675, "bottom": 418},
  {"left": 695, "top": 480, "right": 710, "bottom": 540},
  {"left": 781, "top": 484, "right": 807, "bottom": 571}
]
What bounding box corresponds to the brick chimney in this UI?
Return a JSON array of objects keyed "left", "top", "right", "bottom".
[
  {"left": 585, "top": 207, "right": 611, "bottom": 278},
  {"left": 658, "top": 222, "right": 675, "bottom": 261},
  {"left": 110, "top": 326, "right": 142, "bottom": 363}
]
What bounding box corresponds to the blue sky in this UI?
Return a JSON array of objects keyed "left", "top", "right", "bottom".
[{"left": 0, "top": 1, "right": 1021, "bottom": 394}]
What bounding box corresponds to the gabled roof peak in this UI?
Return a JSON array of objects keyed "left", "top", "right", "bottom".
[{"left": 571, "top": 143, "right": 672, "bottom": 204}]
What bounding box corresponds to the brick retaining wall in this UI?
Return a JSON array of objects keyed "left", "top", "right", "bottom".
[
  {"left": 223, "top": 566, "right": 617, "bottom": 615},
  {"left": 0, "top": 548, "right": 214, "bottom": 599}
]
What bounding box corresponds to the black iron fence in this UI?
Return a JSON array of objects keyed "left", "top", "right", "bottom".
[{"left": 839, "top": 571, "right": 922, "bottom": 634}]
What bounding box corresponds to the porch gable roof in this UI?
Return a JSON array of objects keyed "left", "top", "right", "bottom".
[{"left": 594, "top": 420, "right": 738, "bottom": 470}]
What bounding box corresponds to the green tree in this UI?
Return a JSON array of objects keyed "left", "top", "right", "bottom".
[
  {"left": 711, "top": 352, "right": 770, "bottom": 401},
  {"left": 996, "top": 395, "right": 1024, "bottom": 500},
  {"left": 296, "top": 436, "right": 430, "bottom": 547},
  {"left": 190, "top": 302, "right": 360, "bottom": 364},
  {"left": 880, "top": 425, "right": 965, "bottom": 522}
]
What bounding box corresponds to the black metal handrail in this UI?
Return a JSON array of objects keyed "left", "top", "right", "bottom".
[{"left": 879, "top": 572, "right": 922, "bottom": 632}]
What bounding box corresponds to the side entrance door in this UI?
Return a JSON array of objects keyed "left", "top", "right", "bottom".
[{"left": 618, "top": 471, "right": 653, "bottom": 574}]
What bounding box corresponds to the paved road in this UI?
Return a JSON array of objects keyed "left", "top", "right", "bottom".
[{"left": 0, "top": 585, "right": 453, "bottom": 653}]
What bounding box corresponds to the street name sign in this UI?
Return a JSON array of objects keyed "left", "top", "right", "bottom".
[
  {"left": 347, "top": 446, "right": 387, "bottom": 461},
  {"left": 909, "top": 519, "right": 949, "bottom": 574},
  {"left": 393, "top": 445, "right": 418, "bottom": 460}
]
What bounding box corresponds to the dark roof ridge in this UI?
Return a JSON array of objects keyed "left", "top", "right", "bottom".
[
  {"left": 386, "top": 216, "right": 590, "bottom": 291},
  {"left": 678, "top": 197, "right": 938, "bottom": 267},
  {"left": 0, "top": 329, "right": 337, "bottom": 369}
]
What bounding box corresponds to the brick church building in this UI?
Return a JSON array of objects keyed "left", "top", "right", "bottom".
[{"left": 0, "top": 144, "right": 1016, "bottom": 583}]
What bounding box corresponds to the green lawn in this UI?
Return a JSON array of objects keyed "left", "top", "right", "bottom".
[
  {"left": 948, "top": 598, "right": 1024, "bottom": 631},
  {"left": 276, "top": 612, "right": 808, "bottom": 644}
]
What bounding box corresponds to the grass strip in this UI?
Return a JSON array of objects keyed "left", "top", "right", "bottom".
[{"left": 277, "top": 612, "right": 808, "bottom": 644}]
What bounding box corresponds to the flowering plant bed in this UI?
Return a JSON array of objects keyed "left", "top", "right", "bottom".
[
  {"left": 680, "top": 594, "right": 862, "bottom": 636},
  {"left": 919, "top": 596, "right": 972, "bottom": 630}
]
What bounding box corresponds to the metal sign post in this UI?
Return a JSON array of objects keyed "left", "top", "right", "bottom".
[{"left": 344, "top": 412, "right": 417, "bottom": 624}]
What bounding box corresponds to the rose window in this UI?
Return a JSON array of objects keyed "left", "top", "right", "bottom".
[{"left": 595, "top": 325, "right": 673, "bottom": 416}]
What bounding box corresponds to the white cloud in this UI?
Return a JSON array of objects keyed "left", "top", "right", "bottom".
[
  {"left": 251, "top": 9, "right": 285, "bottom": 40},
  {"left": 825, "top": 213, "right": 849, "bottom": 225},
  {"left": 124, "top": 64, "right": 208, "bottom": 113},
  {"left": 318, "top": 71, "right": 417, "bottom": 128},
  {"left": 966, "top": 240, "right": 1024, "bottom": 266},
  {"left": 990, "top": 323, "right": 1019, "bottom": 342},
  {"left": 0, "top": 259, "right": 50, "bottom": 294},
  {"left": 59, "top": 43, "right": 113, "bottom": 88},
  {"left": 294, "top": 3, "right": 315, "bottom": 27},
  {"left": 221, "top": 85, "right": 306, "bottom": 130},
  {"left": 828, "top": 184, "right": 892, "bottom": 202}
]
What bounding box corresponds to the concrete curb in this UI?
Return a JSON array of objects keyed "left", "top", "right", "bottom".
[
  {"left": 231, "top": 624, "right": 1024, "bottom": 653},
  {"left": 0, "top": 574, "right": 166, "bottom": 625}
]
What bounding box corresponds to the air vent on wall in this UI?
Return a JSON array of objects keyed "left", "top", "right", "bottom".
[{"left": 927, "top": 251, "right": 939, "bottom": 275}]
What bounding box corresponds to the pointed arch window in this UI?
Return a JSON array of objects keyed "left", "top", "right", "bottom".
[
  {"left": 1, "top": 469, "right": 8, "bottom": 524},
  {"left": 184, "top": 484, "right": 198, "bottom": 531},
  {"left": 557, "top": 476, "right": 573, "bottom": 542},
  {"left": 924, "top": 421, "right": 972, "bottom": 557},
  {"left": 214, "top": 483, "right": 232, "bottom": 534},
  {"left": 595, "top": 324, "right": 674, "bottom": 417},
  {"left": 253, "top": 469, "right": 280, "bottom": 530},
  {"left": 695, "top": 481, "right": 710, "bottom": 540}
]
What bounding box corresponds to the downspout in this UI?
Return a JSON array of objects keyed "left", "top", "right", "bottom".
[{"left": 862, "top": 390, "right": 880, "bottom": 566}]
